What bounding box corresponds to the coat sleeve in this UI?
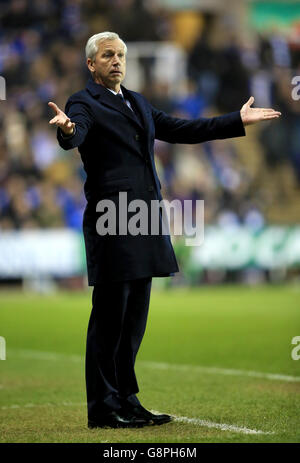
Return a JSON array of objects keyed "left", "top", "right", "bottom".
[
  {"left": 151, "top": 106, "right": 246, "bottom": 144},
  {"left": 57, "top": 98, "right": 95, "bottom": 150}
]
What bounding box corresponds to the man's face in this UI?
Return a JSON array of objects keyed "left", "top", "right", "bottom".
[{"left": 87, "top": 39, "right": 126, "bottom": 90}]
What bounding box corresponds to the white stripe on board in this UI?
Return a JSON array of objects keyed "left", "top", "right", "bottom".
[
  {"left": 8, "top": 348, "right": 300, "bottom": 383},
  {"left": 0, "top": 401, "right": 274, "bottom": 435}
]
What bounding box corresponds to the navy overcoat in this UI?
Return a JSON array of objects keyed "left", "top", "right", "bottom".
[{"left": 57, "top": 78, "right": 245, "bottom": 284}]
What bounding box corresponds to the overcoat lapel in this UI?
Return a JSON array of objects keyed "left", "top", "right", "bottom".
[{"left": 86, "top": 78, "right": 144, "bottom": 130}]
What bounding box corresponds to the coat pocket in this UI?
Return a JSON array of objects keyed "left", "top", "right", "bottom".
[{"left": 98, "top": 177, "right": 132, "bottom": 196}]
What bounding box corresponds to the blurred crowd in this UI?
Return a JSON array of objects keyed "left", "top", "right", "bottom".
[{"left": 0, "top": 0, "right": 300, "bottom": 232}]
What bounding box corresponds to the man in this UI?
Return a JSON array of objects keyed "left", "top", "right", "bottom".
[{"left": 48, "top": 32, "right": 280, "bottom": 429}]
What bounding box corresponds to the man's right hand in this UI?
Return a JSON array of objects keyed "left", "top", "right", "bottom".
[{"left": 48, "top": 101, "right": 75, "bottom": 135}]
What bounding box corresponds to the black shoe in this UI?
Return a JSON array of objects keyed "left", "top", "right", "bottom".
[
  {"left": 127, "top": 404, "right": 172, "bottom": 426},
  {"left": 88, "top": 408, "right": 149, "bottom": 429}
]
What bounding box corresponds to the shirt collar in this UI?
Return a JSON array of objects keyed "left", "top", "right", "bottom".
[
  {"left": 86, "top": 77, "right": 127, "bottom": 98},
  {"left": 107, "top": 88, "right": 124, "bottom": 97}
]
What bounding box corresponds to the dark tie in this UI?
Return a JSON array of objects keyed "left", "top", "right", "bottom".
[
  {"left": 117, "top": 92, "right": 144, "bottom": 128},
  {"left": 117, "top": 93, "right": 128, "bottom": 107}
]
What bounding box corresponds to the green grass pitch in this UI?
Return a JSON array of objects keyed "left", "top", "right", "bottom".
[{"left": 0, "top": 284, "right": 299, "bottom": 443}]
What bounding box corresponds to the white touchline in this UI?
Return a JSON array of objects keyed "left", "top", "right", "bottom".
[
  {"left": 8, "top": 348, "right": 300, "bottom": 383},
  {"left": 140, "top": 361, "right": 300, "bottom": 383},
  {"left": 0, "top": 402, "right": 85, "bottom": 410},
  {"left": 151, "top": 411, "right": 274, "bottom": 435},
  {"left": 8, "top": 349, "right": 82, "bottom": 363},
  {"left": 0, "top": 401, "right": 274, "bottom": 435}
]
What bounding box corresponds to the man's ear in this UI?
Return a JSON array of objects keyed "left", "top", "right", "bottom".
[{"left": 86, "top": 58, "right": 94, "bottom": 73}]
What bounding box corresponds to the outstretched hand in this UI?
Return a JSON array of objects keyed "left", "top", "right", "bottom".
[
  {"left": 240, "top": 96, "right": 281, "bottom": 127},
  {"left": 48, "top": 101, "right": 75, "bottom": 135}
]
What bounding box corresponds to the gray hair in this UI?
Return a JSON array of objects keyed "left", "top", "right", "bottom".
[{"left": 85, "top": 32, "right": 127, "bottom": 61}]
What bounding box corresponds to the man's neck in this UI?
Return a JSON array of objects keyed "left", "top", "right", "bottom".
[{"left": 93, "top": 76, "right": 120, "bottom": 93}]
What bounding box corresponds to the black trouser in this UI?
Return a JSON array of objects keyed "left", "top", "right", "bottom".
[{"left": 85, "top": 277, "right": 152, "bottom": 420}]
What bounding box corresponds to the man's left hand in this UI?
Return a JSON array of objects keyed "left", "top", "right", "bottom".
[{"left": 240, "top": 96, "right": 281, "bottom": 126}]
